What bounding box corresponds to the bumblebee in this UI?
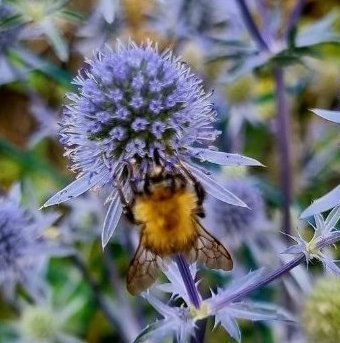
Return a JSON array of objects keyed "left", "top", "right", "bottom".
[{"left": 118, "top": 157, "right": 233, "bottom": 295}]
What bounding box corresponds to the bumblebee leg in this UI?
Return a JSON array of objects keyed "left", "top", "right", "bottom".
[
  {"left": 123, "top": 203, "right": 137, "bottom": 224},
  {"left": 194, "top": 206, "right": 205, "bottom": 218},
  {"left": 193, "top": 181, "right": 205, "bottom": 206},
  {"left": 116, "top": 182, "right": 138, "bottom": 224}
]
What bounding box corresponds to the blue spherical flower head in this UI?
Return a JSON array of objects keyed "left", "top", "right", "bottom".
[
  {"left": 0, "top": 185, "right": 63, "bottom": 301},
  {"left": 44, "top": 41, "right": 262, "bottom": 247},
  {"left": 63, "top": 41, "right": 220, "bottom": 171}
]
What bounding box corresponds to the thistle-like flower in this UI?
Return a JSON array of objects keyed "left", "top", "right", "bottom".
[
  {"left": 137, "top": 264, "right": 291, "bottom": 343},
  {"left": 206, "top": 176, "right": 269, "bottom": 248},
  {"left": 283, "top": 206, "right": 340, "bottom": 274},
  {"left": 42, "top": 40, "right": 262, "bottom": 247},
  {"left": 302, "top": 277, "right": 340, "bottom": 343},
  {"left": 0, "top": 185, "right": 65, "bottom": 300},
  {"left": 134, "top": 212, "right": 340, "bottom": 342}
]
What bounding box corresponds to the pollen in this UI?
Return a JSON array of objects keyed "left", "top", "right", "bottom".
[{"left": 133, "top": 189, "right": 199, "bottom": 255}]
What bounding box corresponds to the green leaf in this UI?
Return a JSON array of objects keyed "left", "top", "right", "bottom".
[
  {"left": 60, "top": 9, "right": 84, "bottom": 22},
  {"left": 0, "top": 14, "right": 24, "bottom": 31},
  {"left": 10, "top": 47, "right": 72, "bottom": 86}
]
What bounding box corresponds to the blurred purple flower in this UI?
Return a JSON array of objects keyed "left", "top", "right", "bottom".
[
  {"left": 0, "top": 185, "right": 67, "bottom": 301},
  {"left": 206, "top": 176, "right": 270, "bottom": 249}
]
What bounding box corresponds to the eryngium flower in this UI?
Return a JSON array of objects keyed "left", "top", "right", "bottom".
[
  {"left": 43, "top": 41, "right": 262, "bottom": 247},
  {"left": 0, "top": 185, "right": 61, "bottom": 300},
  {"left": 302, "top": 277, "right": 340, "bottom": 343},
  {"left": 63, "top": 41, "right": 220, "bottom": 170},
  {"left": 206, "top": 178, "right": 268, "bottom": 248}
]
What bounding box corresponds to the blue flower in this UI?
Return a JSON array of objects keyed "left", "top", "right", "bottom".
[
  {"left": 0, "top": 185, "right": 64, "bottom": 301},
  {"left": 43, "top": 41, "right": 262, "bottom": 247},
  {"left": 206, "top": 176, "right": 269, "bottom": 248}
]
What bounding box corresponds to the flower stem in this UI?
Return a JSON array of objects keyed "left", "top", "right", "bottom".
[
  {"left": 175, "top": 255, "right": 201, "bottom": 309},
  {"left": 175, "top": 255, "right": 204, "bottom": 343},
  {"left": 235, "top": 0, "right": 269, "bottom": 51},
  {"left": 214, "top": 254, "right": 304, "bottom": 312},
  {"left": 274, "top": 68, "right": 292, "bottom": 237},
  {"left": 213, "top": 232, "right": 340, "bottom": 312}
]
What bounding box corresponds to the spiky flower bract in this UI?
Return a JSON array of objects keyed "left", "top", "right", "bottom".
[
  {"left": 44, "top": 40, "right": 262, "bottom": 247},
  {"left": 283, "top": 206, "right": 340, "bottom": 274},
  {"left": 4, "top": 0, "right": 77, "bottom": 61},
  {"left": 302, "top": 277, "right": 340, "bottom": 343}
]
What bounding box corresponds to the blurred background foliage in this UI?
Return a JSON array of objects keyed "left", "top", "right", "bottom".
[{"left": 0, "top": 0, "right": 339, "bottom": 342}]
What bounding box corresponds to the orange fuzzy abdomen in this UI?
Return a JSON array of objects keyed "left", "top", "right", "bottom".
[{"left": 133, "top": 189, "right": 199, "bottom": 255}]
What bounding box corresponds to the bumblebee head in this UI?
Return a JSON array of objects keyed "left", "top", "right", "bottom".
[{"left": 130, "top": 164, "right": 186, "bottom": 200}]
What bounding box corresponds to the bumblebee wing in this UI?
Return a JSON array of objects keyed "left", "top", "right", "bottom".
[
  {"left": 127, "top": 239, "right": 161, "bottom": 295},
  {"left": 186, "top": 220, "right": 233, "bottom": 271}
]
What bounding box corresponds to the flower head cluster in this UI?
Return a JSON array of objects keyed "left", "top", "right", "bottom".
[
  {"left": 62, "top": 41, "right": 219, "bottom": 173},
  {"left": 302, "top": 277, "right": 340, "bottom": 343},
  {"left": 44, "top": 40, "right": 261, "bottom": 247},
  {"left": 0, "top": 185, "right": 63, "bottom": 300}
]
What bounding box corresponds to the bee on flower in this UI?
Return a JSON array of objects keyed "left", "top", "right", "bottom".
[{"left": 42, "top": 40, "right": 262, "bottom": 293}]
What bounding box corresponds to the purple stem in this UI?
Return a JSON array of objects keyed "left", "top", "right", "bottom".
[
  {"left": 213, "top": 232, "right": 340, "bottom": 312},
  {"left": 214, "top": 255, "right": 304, "bottom": 312},
  {"left": 175, "top": 254, "right": 201, "bottom": 309},
  {"left": 235, "top": 0, "right": 269, "bottom": 51},
  {"left": 274, "top": 68, "right": 292, "bottom": 237}
]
